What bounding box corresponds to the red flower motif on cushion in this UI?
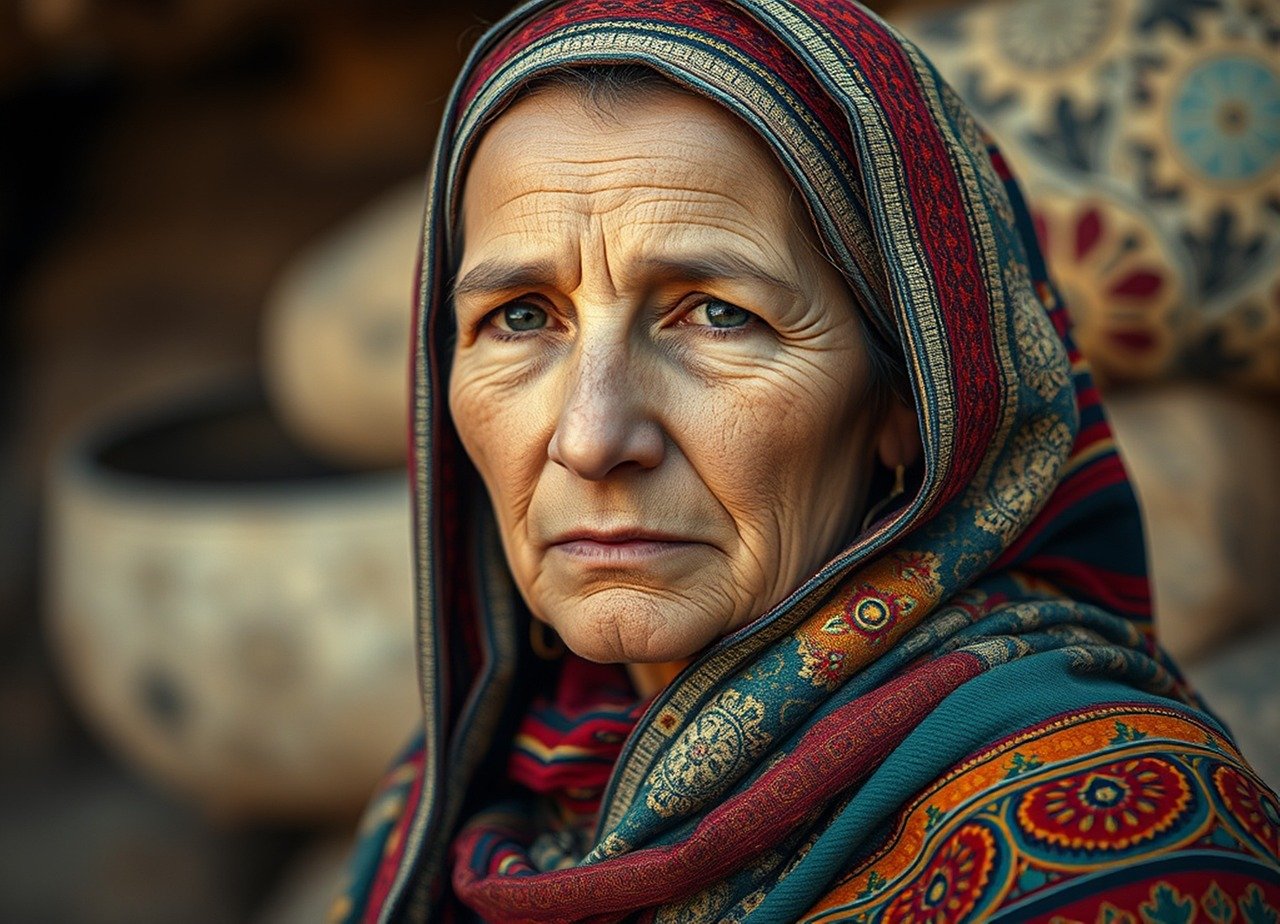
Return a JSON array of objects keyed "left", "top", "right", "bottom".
[
  {"left": 1213, "top": 765, "right": 1280, "bottom": 858},
  {"left": 1015, "top": 757, "right": 1192, "bottom": 851},
  {"left": 1031, "top": 192, "right": 1182, "bottom": 385},
  {"left": 882, "top": 823, "right": 998, "bottom": 923}
]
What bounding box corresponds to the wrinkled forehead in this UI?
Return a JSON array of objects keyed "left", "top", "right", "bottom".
[
  {"left": 455, "top": 81, "right": 810, "bottom": 265},
  {"left": 437, "top": 0, "right": 891, "bottom": 332}
]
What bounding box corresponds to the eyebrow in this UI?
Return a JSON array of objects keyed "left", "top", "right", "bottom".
[
  {"left": 638, "top": 253, "right": 801, "bottom": 296},
  {"left": 452, "top": 258, "right": 561, "bottom": 301},
  {"left": 450, "top": 251, "right": 801, "bottom": 301}
]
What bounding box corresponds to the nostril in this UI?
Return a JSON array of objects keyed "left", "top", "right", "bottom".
[{"left": 548, "top": 416, "right": 620, "bottom": 479}]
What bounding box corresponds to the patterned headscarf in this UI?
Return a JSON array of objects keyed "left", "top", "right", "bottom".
[{"left": 334, "top": 2, "right": 1280, "bottom": 921}]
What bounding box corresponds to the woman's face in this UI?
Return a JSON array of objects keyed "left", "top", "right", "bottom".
[{"left": 450, "top": 86, "right": 911, "bottom": 664}]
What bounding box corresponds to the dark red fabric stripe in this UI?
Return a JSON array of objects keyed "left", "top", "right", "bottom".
[
  {"left": 1023, "top": 555, "right": 1151, "bottom": 615},
  {"left": 1071, "top": 425, "right": 1112, "bottom": 457}
]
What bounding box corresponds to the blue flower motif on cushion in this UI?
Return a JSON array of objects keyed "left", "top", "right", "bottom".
[{"left": 1170, "top": 55, "right": 1280, "bottom": 183}]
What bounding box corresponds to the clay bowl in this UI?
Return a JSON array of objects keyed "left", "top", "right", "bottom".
[{"left": 45, "top": 384, "right": 419, "bottom": 823}]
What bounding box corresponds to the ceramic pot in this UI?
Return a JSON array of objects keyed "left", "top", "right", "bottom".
[
  {"left": 263, "top": 183, "right": 422, "bottom": 469},
  {"left": 46, "top": 385, "right": 419, "bottom": 822}
]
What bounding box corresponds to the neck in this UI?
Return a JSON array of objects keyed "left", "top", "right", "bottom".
[{"left": 625, "top": 660, "right": 690, "bottom": 699}]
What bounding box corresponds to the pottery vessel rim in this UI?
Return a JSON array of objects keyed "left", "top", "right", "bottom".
[{"left": 54, "top": 380, "right": 407, "bottom": 508}]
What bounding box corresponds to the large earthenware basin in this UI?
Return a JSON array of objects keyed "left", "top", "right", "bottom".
[{"left": 45, "top": 385, "right": 418, "bottom": 822}]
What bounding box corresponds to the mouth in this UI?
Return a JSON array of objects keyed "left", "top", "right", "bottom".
[{"left": 548, "top": 529, "right": 703, "bottom": 564}]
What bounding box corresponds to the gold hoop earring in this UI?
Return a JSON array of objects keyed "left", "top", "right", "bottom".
[
  {"left": 860, "top": 464, "right": 906, "bottom": 532},
  {"left": 530, "top": 619, "right": 566, "bottom": 660}
]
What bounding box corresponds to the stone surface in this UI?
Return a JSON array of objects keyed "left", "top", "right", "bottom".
[
  {"left": 1186, "top": 623, "right": 1280, "bottom": 790},
  {"left": 1106, "top": 386, "right": 1280, "bottom": 663}
]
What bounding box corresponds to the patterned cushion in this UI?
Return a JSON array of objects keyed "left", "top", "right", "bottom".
[{"left": 896, "top": 0, "right": 1280, "bottom": 395}]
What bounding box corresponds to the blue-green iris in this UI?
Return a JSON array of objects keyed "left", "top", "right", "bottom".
[
  {"left": 503, "top": 303, "right": 547, "bottom": 331},
  {"left": 705, "top": 300, "right": 751, "bottom": 328}
]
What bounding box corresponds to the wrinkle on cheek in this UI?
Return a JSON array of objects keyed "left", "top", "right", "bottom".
[
  {"left": 767, "top": 320, "right": 868, "bottom": 387},
  {"left": 448, "top": 382, "right": 494, "bottom": 464},
  {"left": 678, "top": 365, "right": 864, "bottom": 626},
  {"left": 451, "top": 374, "right": 552, "bottom": 536},
  {"left": 450, "top": 366, "right": 548, "bottom": 457},
  {"left": 451, "top": 364, "right": 516, "bottom": 405}
]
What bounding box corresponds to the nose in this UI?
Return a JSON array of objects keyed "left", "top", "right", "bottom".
[{"left": 547, "top": 339, "right": 665, "bottom": 479}]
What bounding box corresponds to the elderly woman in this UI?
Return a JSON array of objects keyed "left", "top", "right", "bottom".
[{"left": 334, "top": 1, "right": 1280, "bottom": 921}]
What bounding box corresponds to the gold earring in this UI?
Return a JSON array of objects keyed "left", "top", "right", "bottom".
[
  {"left": 530, "top": 619, "right": 566, "bottom": 660},
  {"left": 860, "top": 464, "right": 906, "bottom": 532}
]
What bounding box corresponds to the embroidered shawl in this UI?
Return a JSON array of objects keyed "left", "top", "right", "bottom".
[{"left": 333, "top": 2, "right": 1280, "bottom": 921}]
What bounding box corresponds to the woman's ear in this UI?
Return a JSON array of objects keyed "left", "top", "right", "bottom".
[{"left": 875, "top": 397, "right": 921, "bottom": 471}]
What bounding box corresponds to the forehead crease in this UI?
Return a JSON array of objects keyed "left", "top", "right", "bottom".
[
  {"left": 465, "top": 184, "right": 785, "bottom": 257},
  {"left": 623, "top": 183, "right": 774, "bottom": 215},
  {"left": 623, "top": 203, "right": 779, "bottom": 247},
  {"left": 472, "top": 164, "right": 778, "bottom": 207},
  {"left": 466, "top": 124, "right": 784, "bottom": 209},
  {"left": 471, "top": 136, "right": 748, "bottom": 193},
  {"left": 461, "top": 228, "right": 796, "bottom": 310},
  {"left": 458, "top": 92, "right": 801, "bottom": 279}
]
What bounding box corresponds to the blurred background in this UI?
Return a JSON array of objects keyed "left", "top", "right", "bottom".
[
  {"left": 2, "top": 2, "right": 511, "bottom": 920},
  {"left": 1, "top": 0, "right": 1276, "bottom": 921}
]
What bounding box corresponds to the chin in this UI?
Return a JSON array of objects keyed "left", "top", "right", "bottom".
[{"left": 548, "top": 590, "right": 719, "bottom": 665}]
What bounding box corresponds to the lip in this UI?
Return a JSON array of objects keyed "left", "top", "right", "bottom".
[{"left": 548, "top": 529, "right": 703, "bottom": 564}]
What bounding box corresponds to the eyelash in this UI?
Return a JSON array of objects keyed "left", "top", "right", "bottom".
[
  {"left": 487, "top": 326, "right": 535, "bottom": 344},
  {"left": 478, "top": 294, "right": 761, "bottom": 342},
  {"left": 479, "top": 297, "right": 554, "bottom": 343},
  {"left": 679, "top": 297, "right": 759, "bottom": 338}
]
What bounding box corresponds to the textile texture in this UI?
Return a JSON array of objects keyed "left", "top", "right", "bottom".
[
  {"left": 332, "top": 1, "right": 1280, "bottom": 921},
  {"left": 896, "top": 0, "right": 1280, "bottom": 394}
]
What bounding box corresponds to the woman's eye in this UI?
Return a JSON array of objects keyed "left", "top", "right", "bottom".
[
  {"left": 687, "top": 299, "right": 754, "bottom": 330},
  {"left": 493, "top": 301, "right": 548, "bottom": 333}
]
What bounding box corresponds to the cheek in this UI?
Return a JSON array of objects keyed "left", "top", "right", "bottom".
[
  {"left": 685, "top": 360, "right": 861, "bottom": 480},
  {"left": 677, "top": 354, "right": 873, "bottom": 551},
  {"left": 448, "top": 367, "right": 550, "bottom": 523}
]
